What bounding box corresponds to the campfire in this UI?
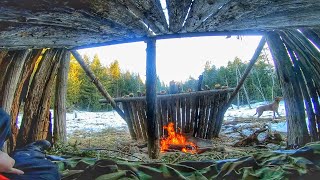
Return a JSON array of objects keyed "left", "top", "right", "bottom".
[{"left": 160, "top": 122, "right": 198, "bottom": 154}]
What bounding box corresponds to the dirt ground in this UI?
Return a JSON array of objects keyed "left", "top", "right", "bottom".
[{"left": 60, "top": 118, "right": 287, "bottom": 163}]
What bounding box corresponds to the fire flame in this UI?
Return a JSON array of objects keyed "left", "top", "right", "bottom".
[{"left": 160, "top": 122, "right": 198, "bottom": 154}]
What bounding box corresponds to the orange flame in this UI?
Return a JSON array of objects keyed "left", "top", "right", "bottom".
[{"left": 160, "top": 122, "right": 198, "bottom": 154}]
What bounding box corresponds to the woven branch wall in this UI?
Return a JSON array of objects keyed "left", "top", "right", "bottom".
[{"left": 114, "top": 89, "right": 234, "bottom": 141}]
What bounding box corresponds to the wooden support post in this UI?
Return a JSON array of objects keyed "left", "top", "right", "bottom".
[
  {"left": 225, "top": 37, "right": 266, "bottom": 108},
  {"left": 71, "top": 50, "right": 125, "bottom": 119},
  {"left": 193, "top": 75, "right": 203, "bottom": 137},
  {"left": 54, "top": 50, "right": 70, "bottom": 143},
  {"left": 267, "top": 32, "right": 309, "bottom": 146},
  {"left": 145, "top": 38, "right": 159, "bottom": 159}
]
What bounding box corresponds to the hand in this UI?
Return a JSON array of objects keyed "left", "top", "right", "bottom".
[{"left": 0, "top": 151, "right": 24, "bottom": 175}]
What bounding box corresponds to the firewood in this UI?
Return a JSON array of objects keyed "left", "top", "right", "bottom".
[
  {"left": 167, "top": 144, "right": 196, "bottom": 151},
  {"left": 233, "top": 128, "right": 268, "bottom": 147}
]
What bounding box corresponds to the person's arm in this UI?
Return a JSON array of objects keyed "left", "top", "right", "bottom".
[{"left": 0, "top": 151, "right": 24, "bottom": 175}]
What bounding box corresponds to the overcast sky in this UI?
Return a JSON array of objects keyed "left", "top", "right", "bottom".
[{"left": 78, "top": 35, "right": 263, "bottom": 85}]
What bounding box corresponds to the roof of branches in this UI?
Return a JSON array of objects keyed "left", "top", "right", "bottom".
[{"left": 1, "top": 0, "right": 320, "bottom": 49}]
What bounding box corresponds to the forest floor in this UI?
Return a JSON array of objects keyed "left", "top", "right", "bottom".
[{"left": 52, "top": 101, "right": 288, "bottom": 163}]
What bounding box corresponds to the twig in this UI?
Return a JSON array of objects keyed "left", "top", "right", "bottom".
[{"left": 171, "top": 153, "right": 183, "bottom": 164}]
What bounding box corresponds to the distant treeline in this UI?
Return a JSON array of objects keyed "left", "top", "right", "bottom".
[
  {"left": 179, "top": 48, "right": 282, "bottom": 107},
  {"left": 66, "top": 54, "right": 145, "bottom": 111},
  {"left": 66, "top": 48, "right": 282, "bottom": 111}
]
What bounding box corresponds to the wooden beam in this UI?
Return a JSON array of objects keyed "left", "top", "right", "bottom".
[
  {"left": 166, "top": 0, "right": 193, "bottom": 32},
  {"left": 225, "top": 37, "right": 266, "bottom": 108},
  {"left": 74, "top": 30, "right": 265, "bottom": 50},
  {"left": 145, "top": 37, "right": 159, "bottom": 159},
  {"left": 71, "top": 50, "right": 125, "bottom": 119},
  {"left": 53, "top": 50, "right": 70, "bottom": 143},
  {"left": 99, "top": 88, "right": 235, "bottom": 103},
  {"left": 184, "top": 0, "right": 230, "bottom": 32}
]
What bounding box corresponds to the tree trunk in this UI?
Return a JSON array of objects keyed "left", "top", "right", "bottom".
[
  {"left": 145, "top": 38, "right": 159, "bottom": 159},
  {"left": 71, "top": 50, "right": 125, "bottom": 119},
  {"left": 236, "top": 66, "right": 251, "bottom": 109},
  {"left": 17, "top": 49, "right": 63, "bottom": 148},
  {"left": 0, "top": 50, "right": 32, "bottom": 152},
  {"left": 0, "top": 51, "right": 11, "bottom": 88},
  {"left": 226, "top": 37, "right": 266, "bottom": 109},
  {"left": 236, "top": 68, "right": 240, "bottom": 109},
  {"left": 9, "top": 49, "right": 42, "bottom": 151},
  {"left": 281, "top": 30, "right": 320, "bottom": 140},
  {"left": 253, "top": 68, "right": 266, "bottom": 101},
  {"left": 0, "top": 50, "right": 30, "bottom": 112},
  {"left": 0, "top": 50, "right": 8, "bottom": 67},
  {"left": 53, "top": 50, "right": 70, "bottom": 144},
  {"left": 267, "top": 32, "right": 309, "bottom": 147}
]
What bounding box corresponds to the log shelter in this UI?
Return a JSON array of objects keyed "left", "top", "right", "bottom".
[{"left": 0, "top": 0, "right": 320, "bottom": 158}]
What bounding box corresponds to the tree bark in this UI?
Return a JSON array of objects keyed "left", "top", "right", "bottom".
[
  {"left": 17, "top": 49, "right": 63, "bottom": 148},
  {"left": 287, "top": 46, "right": 318, "bottom": 141},
  {"left": 9, "top": 49, "right": 42, "bottom": 151},
  {"left": 53, "top": 50, "right": 70, "bottom": 143},
  {"left": 31, "top": 49, "right": 64, "bottom": 142},
  {"left": 267, "top": 32, "right": 309, "bottom": 146},
  {"left": 0, "top": 50, "right": 30, "bottom": 112},
  {"left": 122, "top": 102, "right": 137, "bottom": 140},
  {"left": 145, "top": 38, "right": 159, "bottom": 159},
  {"left": 0, "top": 50, "right": 8, "bottom": 66}
]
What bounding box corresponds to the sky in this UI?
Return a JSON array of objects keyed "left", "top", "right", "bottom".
[{"left": 78, "top": 35, "right": 263, "bottom": 85}]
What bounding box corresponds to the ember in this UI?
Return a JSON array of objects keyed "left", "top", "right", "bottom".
[{"left": 160, "top": 122, "right": 198, "bottom": 154}]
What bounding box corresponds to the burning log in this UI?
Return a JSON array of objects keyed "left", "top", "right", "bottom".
[
  {"left": 165, "top": 144, "right": 197, "bottom": 152},
  {"left": 160, "top": 122, "right": 198, "bottom": 154},
  {"left": 160, "top": 122, "right": 216, "bottom": 154}
]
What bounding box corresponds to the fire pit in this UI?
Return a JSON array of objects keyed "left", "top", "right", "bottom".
[{"left": 160, "top": 122, "right": 198, "bottom": 154}]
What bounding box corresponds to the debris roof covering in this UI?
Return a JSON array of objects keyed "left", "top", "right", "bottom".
[{"left": 0, "top": 0, "right": 319, "bottom": 49}]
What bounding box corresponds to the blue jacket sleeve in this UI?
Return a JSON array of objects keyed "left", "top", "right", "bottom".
[{"left": 0, "top": 108, "right": 11, "bottom": 150}]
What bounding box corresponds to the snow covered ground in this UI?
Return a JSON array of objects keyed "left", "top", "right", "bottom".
[
  {"left": 63, "top": 100, "right": 288, "bottom": 135},
  {"left": 66, "top": 111, "right": 128, "bottom": 134},
  {"left": 16, "top": 100, "right": 289, "bottom": 135},
  {"left": 225, "top": 100, "right": 287, "bottom": 133},
  {"left": 225, "top": 101, "right": 286, "bottom": 120}
]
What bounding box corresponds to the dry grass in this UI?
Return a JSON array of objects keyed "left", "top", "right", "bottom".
[{"left": 60, "top": 126, "right": 274, "bottom": 164}]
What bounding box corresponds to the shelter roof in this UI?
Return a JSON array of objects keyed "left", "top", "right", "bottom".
[{"left": 0, "top": 0, "right": 319, "bottom": 49}]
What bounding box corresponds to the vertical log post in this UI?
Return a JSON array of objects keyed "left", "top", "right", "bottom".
[
  {"left": 0, "top": 50, "right": 31, "bottom": 113},
  {"left": 122, "top": 102, "right": 137, "bottom": 140},
  {"left": 267, "top": 32, "right": 309, "bottom": 146},
  {"left": 71, "top": 50, "right": 125, "bottom": 119},
  {"left": 193, "top": 75, "right": 203, "bottom": 137},
  {"left": 0, "top": 50, "right": 31, "bottom": 152},
  {"left": 17, "top": 49, "right": 62, "bottom": 148},
  {"left": 9, "top": 49, "right": 42, "bottom": 151},
  {"left": 145, "top": 38, "right": 159, "bottom": 159},
  {"left": 54, "top": 50, "right": 70, "bottom": 143}
]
